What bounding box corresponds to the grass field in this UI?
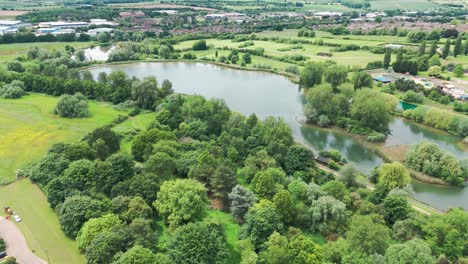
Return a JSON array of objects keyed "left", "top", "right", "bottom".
[
  {"left": 112, "top": 112, "right": 155, "bottom": 153},
  {"left": 0, "top": 93, "right": 122, "bottom": 184},
  {"left": 0, "top": 179, "right": 85, "bottom": 264},
  {"left": 0, "top": 42, "right": 92, "bottom": 62},
  {"left": 369, "top": 0, "right": 445, "bottom": 10}
]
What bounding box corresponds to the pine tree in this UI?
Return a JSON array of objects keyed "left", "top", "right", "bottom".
[
  {"left": 383, "top": 48, "right": 391, "bottom": 69},
  {"left": 429, "top": 41, "right": 438, "bottom": 57},
  {"left": 418, "top": 40, "right": 426, "bottom": 56},
  {"left": 442, "top": 39, "right": 450, "bottom": 59},
  {"left": 453, "top": 34, "right": 462, "bottom": 57}
]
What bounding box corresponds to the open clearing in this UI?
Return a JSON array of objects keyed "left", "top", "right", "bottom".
[
  {"left": 0, "top": 93, "right": 122, "bottom": 184},
  {"left": 0, "top": 179, "right": 85, "bottom": 264},
  {"left": 0, "top": 42, "right": 92, "bottom": 62}
]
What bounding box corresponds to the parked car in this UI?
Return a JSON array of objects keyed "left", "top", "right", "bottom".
[
  {"left": 13, "top": 215, "right": 21, "bottom": 222},
  {"left": 0, "top": 251, "right": 6, "bottom": 259}
]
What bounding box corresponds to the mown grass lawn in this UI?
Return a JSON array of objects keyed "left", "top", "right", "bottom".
[
  {"left": 112, "top": 112, "right": 156, "bottom": 153},
  {"left": 0, "top": 179, "right": 85, "bottom": 264},
  {"left": 0, "top": 93, "right": 122, "bottom": 184},
  {"left": 0, "top": 42, "right": 92, "bottom": 62}
]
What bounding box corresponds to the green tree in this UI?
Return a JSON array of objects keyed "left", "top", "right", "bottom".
[
  {"left": 453, "top": 64, "right": 464, "bottom": 77},
  {"left": 321, "top": 180, "right": 348, "bottom": 201},
  {"left": 423, "top": 209, "right": 468, "bottom": 261},
  {"left": 76, "top": 214, "right": 122, "bottom": 251},
  {"left": 168, "top": 221, "right": 228, "bottom": 264},
  {"left": 210, "top": 165, "right": 236, "bottom": 207},
  {"left": 453, "top": 34, "right": 462, "bottom": 57},
  {"left": 346, "top": 214, "right": 390, "bottom": 255},
  {"left": 288, "top": 234, "right": 323, "bottom": 263},
  {"left": 251, "top": 167, "right": 286, "bottom": 199},
  {"left": 54, "top": 93, "right": 90, "bottom": 118},
  {"left": 428, "top": 65, "right": 442, "bottom": 77},
  {"left": 192, "top": 39, "right": 208, "bottom": 51},
  {"left": 383, "top": 194, "right": 410, "bottom": 224},
  {"left": 59, "top": 195, "right": 109, "bottom": 237},
  {"left": 123, "top": 196, "right": 153, "bottom": 222},
  {"left": 153, "top": 179, "right": 207, "bottom": 229},
  {"left": 228, "top": 185, "right": 257, "bottom": 223},
  {"left": 145, "top": 152, "right": 176, "bottom": 178},
  {"left": 272, "top": 190, "right": 295, "bottom": 225},
  {"left": 284, "top": 145, "right": 315, "bottom": 175},
  {"left": 442, "top": 39, "right": 450, "bottom": 59},
  {"left": 429, "top": 41, "right": 438, "bottom": 57},
  {"left": 240, "top": 200, "right": 283, "bottom": 249},
  {"left": 378, "top": 162, "right": 410, "bottom": 189},
  {"left": 85, "top": 229, "right": 129, "bottom": 264},
  {"left": 385, "top": 239, "right": 434, "bottom": 264},
  {"left": 352, "top": 71, "right": 373, "bottom": 89},
  {"left": 131, "top": 76, "right": 158, "bottom": 109},
  {"left": 324, "top": 65, "right": 348, "bottom": 89},
  {"left": 300, "top": 62, "right": 323, "bottom": 88},
  {"left": 337, "top": 164, "right": 360, "bottom": 188},
  {"left": 350, "top": 89, "right": 394, "bottom": 132},
  {"left": 418, "top": 41, "right": 426, "bottom": 56},
  {"left": 310, "top": 196, "right": 347, "bottom": 235},
  {"left": 87, "top": 127, "right": 120, "bottom": 155},
  {"left": 158, "top": 45, "right": 171, "bottom": 59},
  {"left": 243, "top": 53, "right": 251, "bottom": 64},
  {"left": 113, "top": 245, "right": 165, "bottom": 264},
  {"left": 383, "top": 48, "right": 391, "bottom": 69}
]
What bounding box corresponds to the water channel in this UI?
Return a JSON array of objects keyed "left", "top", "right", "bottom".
[{"left": 88, "top": 62, "right": 467, "bottom": 210}]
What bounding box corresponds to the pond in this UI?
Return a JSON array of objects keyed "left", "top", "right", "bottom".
[
  {"left": 83, "top": 45, "right": 115, "bottom": 61},
  {"left": 88, "top": 62, "right": 467, "bottom": 210}
]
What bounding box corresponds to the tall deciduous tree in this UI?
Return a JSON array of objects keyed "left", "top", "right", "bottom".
[
  {"left": 418, "top": 40, "right": 426, "bottom": 56},
  {"left": 131, "top": 76, "right": 158, "bottom": 109},
  {"left": 383, "top": 48, "right": 391, "bottom": 69},
  {"left": 378, "top": 162, "right": 410, "bottom": 189},
  {"left": 453, "top": 34, "right": 462, "bottom": 57},
  {"left": 300, "top": 62, "right": 323, "bottom": 88},
  {"left": 153, "top": 179, "right": 207, "bottom": 229},
  {"left": 346, "top": 214, "right": 390, "bottom": 255},
  {"left": 385, "top": 239, "right": 433, "bottom": 264},
  {"left": 324, "top": 65, "right": 348, "bottom": 90},
  {"left": 442, "top": 39, "right": 450, "bottom": 59}
]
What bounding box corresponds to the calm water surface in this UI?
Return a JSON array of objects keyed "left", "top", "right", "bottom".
[{"left": 89, "top": 62, "right": 467, "bottom": 210}]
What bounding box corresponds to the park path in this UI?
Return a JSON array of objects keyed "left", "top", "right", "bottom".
[
  {"left": 316, "top": 163, "right": 444, "bottom": 216},
  {"left": 0, "top": 216, "right": 48, "bottom": 264}
]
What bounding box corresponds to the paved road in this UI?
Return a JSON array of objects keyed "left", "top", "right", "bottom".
[{"left": 0, "top": 216, "right": 47, "bottom": 264}]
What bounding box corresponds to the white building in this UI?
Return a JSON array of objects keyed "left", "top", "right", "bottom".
[
  {"left": 89, "top": 19, "right": 118, "bottom": 27},
  {"left": 313, "top": 11, "right": 343, "bottom": 17},
  {"left": 205, "top": 14, "right": 227, "bottom": 20},
  {"left": 86, "top": 27, "right": 113, "bottom": 36},
  {"left": 38, "top": 21, "right": 89, "bottom": 29},
  {"left": 0, "top": 20, "right": 31, "bottom": 29}
]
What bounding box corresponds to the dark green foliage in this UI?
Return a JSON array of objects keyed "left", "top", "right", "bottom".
[
  {"left": 383, "top": 195, "right": 410, "bottom": 225},
  {"left": 352, "top": 71, "right": 373, "bottom": 89},
  {"left": 59, "top": 195, "right": 109, "bottom": 237},
  {"left": 86, "top": 127, "right": 120, "bottom": 156},
  {"left": 442, "top": 39, "right": 450, "bottom": 59},
  {"left": 131, "top": 129, "right": 176, "bottom": 162},
  {"left": 346, "top": 214, "right": 390, "bottom": 255},
  {"left": 192, "top": 39, "right": 208, "bottom": 51},
  {"left": 240, "top": 200, "right": 283, "bottom": 249},
  {"left": 168, "top": 221, "right": 228, "bottom": 264},
  {"left": 383, "top": 48, "right": 391, "bottom": 69},
  {"left": 284, "top": 145, "right": 315, "bottom": 175},
  {"left": 300, "top": 62, "right": 323, "bottom": 88}
]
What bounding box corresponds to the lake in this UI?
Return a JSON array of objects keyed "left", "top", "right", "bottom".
[{"left": 89, "top": 61, "right": 467, "bottom": 210}]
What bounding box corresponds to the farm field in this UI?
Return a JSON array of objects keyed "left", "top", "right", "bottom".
[
  {"left": 0, "top": 179, "right": 85, "bottom": 264},
  {"left": 369, "top": 0, "right": 445, "bottom": 10},
  {"left": 0, "top": 42, "right": 92, "bottom": 62},
  {"left": 0, "top": 93, "right": 122, "bottom": 184}
]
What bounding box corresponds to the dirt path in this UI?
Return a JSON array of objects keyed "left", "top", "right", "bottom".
[{"left": 0, "top": 217, "right": 47, "bottom": 264}]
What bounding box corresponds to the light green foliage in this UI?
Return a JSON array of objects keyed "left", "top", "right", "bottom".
[
  {"left": 272, "top": 190, "right": 295, "bottom": 225},
  {"left": 321, "top": 180, "right": 348, "bottom": 201},
  {"left": 352, "top": 71, "right": 373, "bottom": 89},
  {"left": 145, "top": 152, "right": 176, "bottom": 178},
  {"left": 428, "top": 65, "right": 442, "bottom": 77},
  {"left": 453, "top": 64, "right": 464, "bottom": 77},
  {"left": 377, "top": 162, "right": 410, "bottom": 189},
  {"left": 423, "top": 209, "right": 468, "bottom": 261},
  {"left": 113, "top": 245, "right": 168, "bottom": 264},
  {"left": 401, "top": 90, "right": 424, "bottom": 104},
  {"left": 76, "top": 214, "right": 122, "bottom": 252},
  {"left": 324, "top": 64, "right": 348, "bottom": 89},
  {"left": 153, "top": 179, "right": 207, "bottom": 229},
  {"left": 251, "top": 167, "right": 286, "bottom": 199},
  {"left": 337, "top": 164, "right": 360, "bottom": 188},
  {"left": 0, "top": 80, "right": 25, "bottom": 99},
  {"left": 385, "top": 239, "right": 433, "bottom": 264}
]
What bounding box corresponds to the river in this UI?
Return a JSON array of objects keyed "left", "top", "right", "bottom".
[{"left": 88, "top": 62, "right": 467, "bottom": 210}]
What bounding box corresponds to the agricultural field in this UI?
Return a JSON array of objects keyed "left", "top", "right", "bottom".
[
  {"left": 0, "top": 93, "right": 122, "bottom": 184},
  {"left": 0, "top": 42, "right": 92, "bottom": 63},
  {"left": 369, "top": 0, "right": 446, "bottom": 10},
  {"left": 0, "top": 179, "right": 85, "bottom": 264}
]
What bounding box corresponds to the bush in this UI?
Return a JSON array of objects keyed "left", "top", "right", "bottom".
[
  {"left": 317, "top": 115, "right": 331, "bottom": 127},
  {"left": 54, "top": 93, "right": 90, "bottom": 118},
  {"left": 285, "top": 65, "right": 300, "bottom": 75},
  {"left": 401, "top": 90, "right": 425, "bottom": 103},
  {"left": 367, "top": 132, "right": 386, "bottom": 142},
  {"left": 192, "top": 40, "right": 208, "bottom": 51},
  {"left": 0, "top": 80, "right": 25, "bottom": 99}
]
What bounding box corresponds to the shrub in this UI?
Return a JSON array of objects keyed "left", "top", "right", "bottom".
[
  {"left": 401, "top": 90, "right": 425, "bottom": 103},
  {"left": 0, "top": 80, "right": 25, "bottom": 99},
  {"left": 192, "top": 40, "right": 208, "bottom": 51},
  {"left": 367, "top": 132, "right": 386, "bottom": 142},
  {"left": 54, "top": 93, "right": 90, "bottom": 118}
]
